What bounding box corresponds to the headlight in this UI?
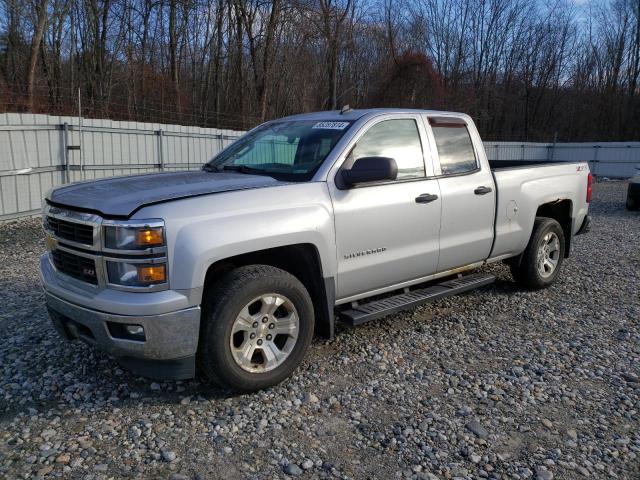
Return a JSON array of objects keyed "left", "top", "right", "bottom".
[
  {"left": 103, "top": 220, "right": 164, "bottom": 250},
  {"left": 106, "top": 261, "right": 167, "bottom": 287},
  {"left": 102, "top": 219, "right": 167, "bottom": 290}
]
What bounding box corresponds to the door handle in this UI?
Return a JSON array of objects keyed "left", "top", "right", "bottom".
[
  {"left": 474, "top": 186, "right": 493, "bottom": 195},
  {"left": 415, "top": 193, "right": 439, "bottom": 204}
]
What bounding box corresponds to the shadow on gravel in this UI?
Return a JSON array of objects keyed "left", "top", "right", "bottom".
[
  {"left": 484, "top": 277, "right": 521, "bottom": 295},
  {"left": 0, "top": 330, "right": 239, "bottom": 416}
]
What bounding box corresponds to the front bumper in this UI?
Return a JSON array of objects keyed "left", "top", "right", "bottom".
[
  {"left": 41, "top": 255, "right": 201, "bottom": 380},
  {"left": 46, "top": 292, "right": 200, "bottom": 379}
]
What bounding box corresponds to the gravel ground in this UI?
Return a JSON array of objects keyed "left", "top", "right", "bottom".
[{"left": 0, "top": 180, "right": 638, "bottom": 480}]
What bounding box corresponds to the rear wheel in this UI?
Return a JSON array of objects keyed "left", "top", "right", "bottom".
[
  {"left": 198, "top": 265, "right": 314, "bottom": 392},
  {"left": 627, "top": 192, "right": 639, "bottom": 211},
  {"left": 510, "top": 217, "right": 565, "bottom": 289}
]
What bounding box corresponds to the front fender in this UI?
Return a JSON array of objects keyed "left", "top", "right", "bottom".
[{"left": 135, "top": 183, "right": 336, "bottom": 292}]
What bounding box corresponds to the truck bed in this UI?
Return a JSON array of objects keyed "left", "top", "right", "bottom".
[
  {"left": 488, "top": 159, "right": 578, "bottom": 170},
  {"left": 489, "top": 160, "right": 590, "bottom": 261}
]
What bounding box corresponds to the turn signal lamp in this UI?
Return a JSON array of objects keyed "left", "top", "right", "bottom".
[
  {"left": 136, "top": 227, "right": 164, "bottom": 247},
  {"left": 137, "top": 265, "right": 166, "bottom": 284}
]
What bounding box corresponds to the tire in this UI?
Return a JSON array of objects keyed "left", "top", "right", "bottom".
[
  {"left": 627, "top": 193, "right": 639, "bottom": 211},
  {"left": 510, "top": 217, "right": 566, "bottom": 290},
  {"left": 197, "top": 265, "right": 314, "bottom": 392}
]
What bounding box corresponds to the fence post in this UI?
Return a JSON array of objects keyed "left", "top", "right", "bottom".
[
  {"left": 187, "top": 131, "right": 190, "bottom": 170},
  {"left": 592, "top": 145, "right": 600, "bottom": 176},
  {"left": 157, "top": 129, "right": 164, "bottom": 171},
  {"left": 62, "top": 122, "right": 70, "bottom": 184}
]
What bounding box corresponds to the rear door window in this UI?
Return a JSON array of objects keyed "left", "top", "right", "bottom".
[{"left": 429, "top": 117, "right": 478, "bottom": 175}]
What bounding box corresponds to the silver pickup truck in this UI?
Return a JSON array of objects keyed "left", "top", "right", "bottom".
[{"left": 40, "top": 109, "right": 592, "bottom": 391}]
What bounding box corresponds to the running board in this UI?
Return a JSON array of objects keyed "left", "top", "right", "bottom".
[{"left": 339, "top": 273, "right": 495, "bottom": 326}]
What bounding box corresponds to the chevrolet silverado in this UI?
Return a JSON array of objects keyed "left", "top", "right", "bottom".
[{"left": 40, "top": 109, "right": 592, "bottom": 391}]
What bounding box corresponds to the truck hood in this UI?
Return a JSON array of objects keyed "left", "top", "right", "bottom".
[{"left": 47, "top": 171, "right": 287, "bottom": 217}]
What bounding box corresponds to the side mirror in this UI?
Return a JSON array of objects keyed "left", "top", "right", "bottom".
[{"left": 341, "top": 156, "right": 398, "bottom": 187}]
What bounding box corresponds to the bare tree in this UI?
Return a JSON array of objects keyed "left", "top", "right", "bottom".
[
  {"left": 233, "top": 0, "right": 283, "bottom": 121},
  {"left": 26, "top": 0, "right": 48, "bottom": 110},
  {"left": 0, "top": 0, "right": 637, "bottom": 139}
]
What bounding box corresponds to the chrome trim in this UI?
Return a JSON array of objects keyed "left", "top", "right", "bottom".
[
  {"left": 102, "top": 219, "right": 165, "bottom": 228},
  {"left": 104, "top": 256, "right": 168, "bottom": 264},
  {"left": 45, "top": 204, "right": 102, "bottom": 227},
  {"left": 101, "top": 218, "right": 167, "bottom": 256},
  {"left": 47, "top": 243, "right": 106, "bottom": 289},
  {"left": 103, "top": 256, "right": 169, "bottom": 293},
  {"left": 42, "top": 204, "right": 169, "bottom": 291},
  {"left": 43, "top": 203, "right": 102, "bottom": 250},
  {"left": 101, "top": 246, "right": 168, "bottom": 256}
]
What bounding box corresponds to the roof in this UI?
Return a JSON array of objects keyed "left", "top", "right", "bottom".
[{"left": 279, "top": 108, "right": 467, "bottom": 122}]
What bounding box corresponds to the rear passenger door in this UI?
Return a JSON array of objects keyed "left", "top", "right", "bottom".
[{"left": 425, "top": 115, "right": 496, "bottom": 272}]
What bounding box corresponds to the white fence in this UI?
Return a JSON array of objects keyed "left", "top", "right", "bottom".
[
  {"left": 0, "top": 112, "right": 638, "bottom": 221},
  {"left": 484, "top": 141, "right": 640, "bottom": 178},
  {"left": 0, "top": 113, "right": 242, "bottom": 221}
]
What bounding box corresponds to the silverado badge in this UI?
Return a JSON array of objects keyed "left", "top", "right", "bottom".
[{"left": 344, "top": 247, "right": 386, "bottom": 260}]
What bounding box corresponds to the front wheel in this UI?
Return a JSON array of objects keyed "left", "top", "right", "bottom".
[
  {"left": 198, "top": 265, "right": 314, "bottom": 392},
  {"left": 510, "top": 217, "right": 566, "bottom": 289}
]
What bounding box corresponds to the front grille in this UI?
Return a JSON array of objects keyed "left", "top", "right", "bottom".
[
  {"left": 51, "top": 249, "right": 98, "bottom": 285},
  {"left": 47, "top": 216, "right": 94, "bottom": 245}
]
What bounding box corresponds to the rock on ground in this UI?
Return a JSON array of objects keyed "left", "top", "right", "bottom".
[{"left": 0, "top": 181, "right": 639, "bottom": 479}]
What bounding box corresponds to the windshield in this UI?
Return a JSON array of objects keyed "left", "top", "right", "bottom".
[{"left": 204, "top": 120, "right": 353, "bottom": 181}]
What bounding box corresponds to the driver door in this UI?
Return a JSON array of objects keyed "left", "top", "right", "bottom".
[{"left": 329, "top": 115, "right": 442, "bottom": 300}]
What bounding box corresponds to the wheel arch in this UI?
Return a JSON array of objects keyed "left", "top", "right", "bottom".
[
  {"left": 202, "top": 244, "right": 335, "bottom": 339},
  {"left": 506, "top": 199, "right": 573, "bottom": 269},
  {"left": 535, "top": 199, "right": 573, "bottom": 258}
]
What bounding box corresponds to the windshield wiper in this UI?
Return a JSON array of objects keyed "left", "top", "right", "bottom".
[
  {"left": 203, "top": 163, "right": 274, "bottom": 177},
  {"left": 223, "top": 165, "right": 266, "bottom": 174}
]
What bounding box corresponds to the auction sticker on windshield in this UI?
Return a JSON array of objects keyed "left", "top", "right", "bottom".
[{"left": 312, "top": 121, "right": 350, "bottom": 130}]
